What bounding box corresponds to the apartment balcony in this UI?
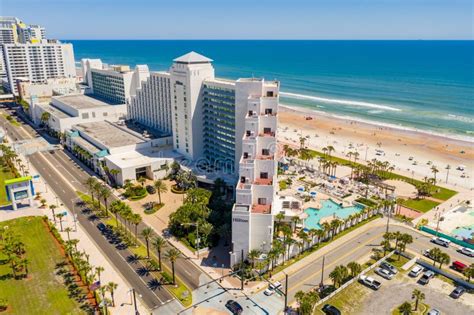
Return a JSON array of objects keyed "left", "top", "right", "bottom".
[
  {"left": 252, "top": 204, "right": 272, "bottom": 214},
  {"left": 256, "top": 154, "right": 274, "bottom": 161},
  {"left": 237, "top": 182, "right": 252, "bottom": 190},
  {"left": 259, "top": 131, "right": 275, "bottom": 137},
  {"left": 253, "top": 178, "right": 273, "bottom": 185}
]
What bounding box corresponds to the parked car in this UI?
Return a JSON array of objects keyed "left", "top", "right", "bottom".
[
  {"left": 263, "top": 281, "right": 282, "bottom": 296},
  {"left": 322, "top": 304, "right": 341, "bottom": 315},
  {"left": 458, "top": 247, "right": 474, "bottom": 257},
  {"left": 427, "top": 309, "right": 441, "bottom": 315},
  {"left": 146, "top": 185, "right": 156, "bottom": 194},
  {"left": 359, "top": 275, "right": 382, "bottom": 290},
  {"left": 380, "top": 261, "right": 398, "bottom": 274},
  {"left": 423, "top": 249, "right": 433, "bottom": 259},
  {"left": 418, "top": 271, "right": 435, "bottom": 285},
  {"left": 451, "top": 261, "right": 468, "bottom": 273},
  {"left": 375, "top": 267, "right": 394, "bottom": 280},
  {"left": 409, "top": 265, "right": 424, "bottom": 277},
  {"left": 97, "top": 223, "right": 106, "bottom": 232},
  {"left": 225, "top": 300, "right": 243, "bottom": 314},
  {"left": 431, "top": 237, "right": 451, "bottom": 247},
  {"left": 450, "top": 286, "right": 466, "bottom": 299}
]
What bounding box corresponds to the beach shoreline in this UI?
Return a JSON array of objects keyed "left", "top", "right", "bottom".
[{"left": 277, "top": 105, "right": 474, "bottom": 191}]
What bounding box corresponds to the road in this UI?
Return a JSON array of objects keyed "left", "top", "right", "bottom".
[
  {"left": 0, "top": 107, "right": 203, "bottom": 312},
  {"left": 282, "top": 222, "right": 473, "bottom": 303}
]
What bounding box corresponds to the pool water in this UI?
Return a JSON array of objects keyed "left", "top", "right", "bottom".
[
  {"left": 451, "top": 224, "right": 474, "bottom": 241},
  {"left": 304, "top": 199, "right": 365, "bottom": 230}
]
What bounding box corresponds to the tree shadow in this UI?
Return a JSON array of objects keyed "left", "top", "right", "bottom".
[
  {"left": 136, "top": 266, "right": 150, "bottom": 277},
  {"left": 126, "top": 254, "right": 141, "bottom": 264},
  {"left": 147, "top": 278, "right": 163, "bottom": 291}
]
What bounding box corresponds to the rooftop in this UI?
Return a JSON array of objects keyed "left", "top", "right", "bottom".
[
  {"left": 106, "top": 147, "right": 177, "bottom": 169},
  {"left": 174, "top": 51, "right": 213, "bottom": 64},
  {"left": 53, "top": 94, "right": 112, "bottom": 110},
  {"left": 73, "top": 121, "right": 147, "bottom": 149},
  {"left": 37, "top": 103, "right": 71, "bottom": 119}
]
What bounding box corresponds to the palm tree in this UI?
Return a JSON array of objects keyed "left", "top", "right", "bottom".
[
  {"left": 109, "top": 200, "right": 123, "bottom": 228},
  {"left": 95, "top": 266, "right": 105, "bottom": 283},
  {"left": 100, "top": 185, "right": 111, "bottom": 217},
  {"left": 107, "top": 282, "right": 118, "bottom": 307},
  {"left": 431, "top": 165, "right": 439, "bottom": 184},
  {"left": 64, "top": 227, "right": 73, "bottom": 241},
  {"left": 438, "top": 252, "right": 450, "bottom": 269},
  {"left": 109, "top": 169, "right": 120, "bottom": 186},
  {"left": 398, "top": 301, "right": 412, "bottom": 315},
  {"left": 40, "top": 198, "right": 47, "bottom": 207},
  {"left": 165, "top": 248, "right": 181, "bottom": 285},
  {"left": 248, "top": 249, "right": 261, "bottom": 268},
  {"left": 131, "top": 213, "right": 142, "bottom": 243},
  {"left": 329, "top": 265, "right": 348, "bottom": 288},
  {"left": 152, "top": 236, "right": 166, "bottom": 270},
  {"left": 141, "top": 227, "right": 153, "bottom": 258},
  {"left": 464, "top": 263, "right": 474, "bottom": 282},
  {"left": 56, "top": 213, "right": 65, "bottom": 231},
  {"left": 347, "top": 261, "right": 362, "bottom": 278},
  {"left": 49, "top": 204, "right": 57, "bottom": 223},
  {"left": 397, "top": 233, "right": 413, "bottom": 260},
  {"left": 40, "top": 111, "right": 51, "bottom": 126},
  {"left": 275, "top": 212, "right": 285, "bottom": 232},
  {"left": 154, "top": 180, "right": 167, "bottom": 204},
  {"left": 291, "top": 216, "right": 299, "bottom": 232},
  {"left": 85, "top": 177, "right": 98, "bottom": 203},
  {"left": 412, "top": 289, "right": 425, "bottom": 311},
  {"left": 444, "top": 164, "right": 451, "bottom": 184},
  {"left": 428, "top": 247, "right": 442, "bottom": 266}
]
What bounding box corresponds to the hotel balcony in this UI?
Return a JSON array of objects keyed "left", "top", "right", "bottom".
[
  {"left": 256, "top": 154, "right": 274, "bottom": 161},
  {"left": 253, "top": 178, "right": 273, "bottom": 185},
  {"left": 252, "top": 204, "right": 272, "bottom": 214},
  {"left": 259, "top": 131, "right": 275, "bottom": 137}
]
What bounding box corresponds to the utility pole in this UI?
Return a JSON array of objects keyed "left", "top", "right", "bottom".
[
  {"left": 240, "top": 249, "right": 244, "bottom": 290},
  {"left": 320, "top": 255, "right": 325, "bottom": 288},
  {"left": 284, "top": 273, "right": 288, "bottom": 312},
  {"left": 132, "top": 288, "right": 138, "bottom": 315}
]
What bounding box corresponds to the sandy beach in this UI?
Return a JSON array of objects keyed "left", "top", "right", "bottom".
[{"left": 277, "top": 105, "right": 474, "bottom": 192}]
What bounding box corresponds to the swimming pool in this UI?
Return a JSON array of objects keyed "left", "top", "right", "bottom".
[{"left": 304, "top": 199, "right": 365, "bottom": 230}]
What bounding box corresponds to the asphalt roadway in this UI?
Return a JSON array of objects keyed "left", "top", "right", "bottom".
[
  {"left": 282, "top": 222, "right": 473, "bottom": 303},
  {"left": 0, "top": 107, "right": 203, "bottom": 312}
]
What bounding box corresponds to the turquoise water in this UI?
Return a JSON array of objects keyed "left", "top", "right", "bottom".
[
  {"left": 304, "top": 199, "right": 364, "bottom": 230},
  {"left": 451, "top": 224, "right": 474, "bottom": 240},
  {"left": 67, "top": 40, "right": 474, "bottom": 140}
]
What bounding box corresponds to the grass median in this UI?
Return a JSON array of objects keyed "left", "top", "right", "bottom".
[{"left": 77, "top": 189, "right": 193, "bottom": 308}]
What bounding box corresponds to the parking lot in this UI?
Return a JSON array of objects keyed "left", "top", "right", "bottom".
[{"left": 316, "top": 258, "right": 473, "bottom": 314}]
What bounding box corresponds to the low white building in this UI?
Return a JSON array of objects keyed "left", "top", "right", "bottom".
[
  {"left": 65, "top": 120, "right": 174, "bottom": 185},
  {"left": 33, "top": 94, "right": 127, "bottom": 133}
]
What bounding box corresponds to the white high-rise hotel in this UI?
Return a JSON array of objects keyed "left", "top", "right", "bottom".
[
  {"left": 0, "top": 16, "right": 75, "bottom": 95},
  {"left": 127, "top": 52, "right": 279, "bottom": 264}
]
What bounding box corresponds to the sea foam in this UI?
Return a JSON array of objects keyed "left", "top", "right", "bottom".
[{"left": 280, "top": 92, "right": 401, "bottom": 112}]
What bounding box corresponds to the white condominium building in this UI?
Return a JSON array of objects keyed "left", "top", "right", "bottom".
[
  {"left": 230, "top": 78, "right": 279, "bottom": 266},
  {"left": 2, "top": 42, "right": 76, "bottom": 95},
  {"left": 129, "top": 71, "right": 172, "bottom": 135}
]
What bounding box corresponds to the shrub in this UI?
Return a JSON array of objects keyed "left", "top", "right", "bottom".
[
  {"left": 161, "top": 271, "right": 173, "bottom": 284},
  {"left": 171, "top": 185, "right": 186, "bottom": 194}
]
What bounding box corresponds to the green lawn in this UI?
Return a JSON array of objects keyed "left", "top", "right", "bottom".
[
  {"left": 0, "top": 217, "right": 85, "bottom": 314},
  {"left": 0, "top": 163, "right": 16, "bottom": 205},
  {"left": 430, "top": 187, "right": 457, "bottom": 201},
  {"left": 401, "top": 199, "right": 440, "bottom": 213},
  {"left": 314, "top": 282, "right": 369, "bottom": 314}
]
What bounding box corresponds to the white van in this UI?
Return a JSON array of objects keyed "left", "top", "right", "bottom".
[{"left": 432, "top": 237, "right": 451, "bottom": 247}]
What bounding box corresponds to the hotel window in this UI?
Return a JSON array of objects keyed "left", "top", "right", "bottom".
[
  {"left": 258, "top": 198, "right": 267, "bottom": 205},
  {"left": 260, "top": 172, "right": 268, "bottom": 179},
  {"left": 265, "top": 108, "right": 272, "bottom": 115},
  {"left": 262, "top": 149, "right": 270, "bottom": 156},
  {"left": 266, "top": 91, "right": 274, "bottom": 97}
]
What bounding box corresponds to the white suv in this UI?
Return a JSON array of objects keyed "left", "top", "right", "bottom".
[
  {"left": 459, "top": 247, "right": 474, "bottom": 257},
  {"left": 432, "top": 237, "right": 451, "bottom": 247}
]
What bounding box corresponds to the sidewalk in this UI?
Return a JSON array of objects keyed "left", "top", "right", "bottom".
[{"left": 0, "top": 136, "right": 149, "bottom": 314}]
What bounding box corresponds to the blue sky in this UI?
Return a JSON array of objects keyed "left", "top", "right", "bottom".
[{"left": 2, "top": 0, "right": 473, "bottom": 39}]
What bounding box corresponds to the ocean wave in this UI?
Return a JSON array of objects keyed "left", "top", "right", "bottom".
[
  {"left": 279, "top": 103, "right": 474, "bottom": 143},
  {"left": 445, "top": 114, "right": 474, "bottom": 124},
  {"left": 280, "top": 92, "right": 402, "bottom": 112}
]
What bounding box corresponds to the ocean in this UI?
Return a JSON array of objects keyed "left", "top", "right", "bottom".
[{"left": 67, "top": 40, "right": 474, "bottom": 141}]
